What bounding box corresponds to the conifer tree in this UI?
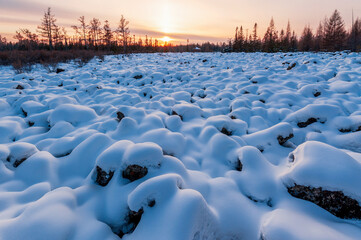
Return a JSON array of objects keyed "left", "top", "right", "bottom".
[
  {"left": 348, "top": 18, "right": 361, "bottom": 51},
  {"left": 323, "top": 10, "right": 346, "bottom": 51},
  {"left": 263, "top": 17, "right": 278, "bottom": 52},
  {"left": 299, "top": 25, "right": 314, "bottom": 51},
  {"left": 314, "top": 22, "right": 324, "bottom": 51}
]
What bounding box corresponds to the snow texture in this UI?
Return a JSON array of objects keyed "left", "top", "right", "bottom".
[{"left": 1, "top": 52, "right": 361, "bottom": 239}]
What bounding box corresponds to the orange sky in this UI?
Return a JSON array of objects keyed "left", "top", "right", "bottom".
[{"left": 0, "top": 0, "right": 360, "bottom": 43}]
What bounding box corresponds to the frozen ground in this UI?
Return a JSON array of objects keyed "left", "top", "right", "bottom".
[{"left": 1, "top": 52, "right": 361, "bottom": 239}]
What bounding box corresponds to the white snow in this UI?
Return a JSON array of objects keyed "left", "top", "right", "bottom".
[{"left": 1, "top": 52, "right": 361, "bottom": 239}]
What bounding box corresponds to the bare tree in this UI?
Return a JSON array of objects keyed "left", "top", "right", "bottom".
[
  {"left": 89, "top": 18, "right": 102, "bottom": 46},
  {"left": 117, "top": 15, "right": 130, "bottom": 53},
  {"left": 37, "top": 7, "right": 57, "bottom": 49},
  {"left": 72, "top": 16, "right": 89, "bottom": 48},
  {"left": 0, "top": 35, "right": 6, "bottom": 47},
  {"left": 14, "top": 29, "right": 38, "bottom": 49}
]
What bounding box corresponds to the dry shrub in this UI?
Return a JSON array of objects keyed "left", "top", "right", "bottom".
[{"left": 0, "top": 50, "right": 109, "bottom": 72}]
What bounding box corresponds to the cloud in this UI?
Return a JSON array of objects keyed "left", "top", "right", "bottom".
[
  {"left": 0, "top": 0, "right": 84, "bottom": 19},
  {"left": 0, "top": 16, "right": 40, "bottom": 26}
]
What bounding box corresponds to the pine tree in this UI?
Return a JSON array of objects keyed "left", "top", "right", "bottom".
[
  {"left": 348, "top": 18, "right": 361, "bottom": 51},
  {"left": 323, "top": 10, "right": 346, "bottom": 51},
  {"left": 263, "top": 17, "right": 278, "bottom": 52},
  {"left": 299, "top": 25, "right": 314, "bottom": 51},
  {"left": 290, "top": 31, "right": 298, "bottom": 51},
  {"left": 285, "top": 20, "right": 292, "bottom": 50},
  {"left": 37, "top": 7, "right": 57, "bottom": 49},
  {"left": 314, "top": 22, "right": 324, "bottom": 51}
]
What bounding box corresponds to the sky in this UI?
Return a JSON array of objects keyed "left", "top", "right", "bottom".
[{"left": 0, "top": 0, "right": 360, "bottom": 44}]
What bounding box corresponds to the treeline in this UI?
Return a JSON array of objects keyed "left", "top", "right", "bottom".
[
  {"left": 0, "top": 7, "right": 224, "bottom": 53},
  {"left": 1, "top": 8, "right": 360, "bottom": 55},
  {"left": 232, "top": 10, "right": 361, "bottom": 52}
]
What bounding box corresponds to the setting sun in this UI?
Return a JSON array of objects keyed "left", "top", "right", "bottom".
[{"left": 161, "top": 36, "right": 171, "bottom": 43}]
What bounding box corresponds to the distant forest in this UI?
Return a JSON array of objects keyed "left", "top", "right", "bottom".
[
  {"left": 0, "top": 8, "right": 361, "bottom": 72},
  {"left": 233, "top": 9, "right": 361, "bottom": 52},
  {"left": 0, "top": 8, "right": 360, "bottom": 53}
]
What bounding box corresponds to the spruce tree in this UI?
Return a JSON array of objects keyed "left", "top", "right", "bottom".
[
  {"left": 299, "top": 25, "right": 314, "bottom": 51},
  {"left": 323, "top": 10, "right": 346, "bottom": 51}
]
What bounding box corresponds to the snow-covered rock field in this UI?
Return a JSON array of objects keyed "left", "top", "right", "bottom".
[{"left": 1, "top": 52, "right": 361, "bottom": 239}]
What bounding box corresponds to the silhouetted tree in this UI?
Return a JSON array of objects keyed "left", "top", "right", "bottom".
[
  {"left": 263, "top": 17, "right": 278, "bottom": 52},
  {"left": 103, "top": 20, "right": 113, "bottom": 47},
  {"left": 72, "top": 16, "right": 89, "bottom": 48},
  {"left": 314, "top": 22, "right": 324, "bottom": 51},
  {"left": 323, "top": 10, "right": 347, "bottom": 51},
  {"left": 299, "top": 25, "right": 314, "bottom": 51},
  {"left": 14, "top": 29, "right": 38, "bottom": 50},
  {"left": 290, "top": 31, "right": 298, "bottom": 51},
  {"left": 348, "top": 18, "right": 361, "bottom": 51},
  {"left": 37, "top": 7, "right": 57, "bottom": 49},
  {"left": 89, "top": 18, "right": 102, "bottom": 47},
  {"left": 117, "top": 15, "right": 130, "bottom": 53}
]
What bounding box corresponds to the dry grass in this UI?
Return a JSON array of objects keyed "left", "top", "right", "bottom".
[{"left": 0, "top": 50, "right": 109, "bottom": 73}]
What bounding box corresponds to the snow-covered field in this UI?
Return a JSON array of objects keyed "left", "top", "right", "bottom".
[{"left": 1, "top": 52, "right": 361, "bottom": 240}]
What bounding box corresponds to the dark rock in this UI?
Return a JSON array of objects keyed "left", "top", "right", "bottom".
[
  {"left": 247, "top": 195, "right": 273, "bottom": 207},
  {"left": 122, "top": 165, "right": 148, "bottom": 182},
  {"left": 116, "top": 111, "right": 125, "bottom": 122},
  {"left": 133, "top": 75, "right": 143, "bottom": 79},
  {"left": 202, "top": 59, "right": 208, "bottom": 62},
  {"left": 56, "top": 68, "right": 65, "bottom": 74},
  {"left": 116, "top": 208, "right": 144, "bottom": 238},
  {"left": 277, "top": 133, "right": 294, "bottom": 146},
  {"left": 339, "top": 126, "right": 361, "bottom": 133},
  {"left": 22, "top": 108, "right": 28, "bottom": 117},
  {"left": 220, "top": 127, "right": 232, "bottom": 136},
  {"left": 297, "top": 118, "right": 318, "bottom": 128},
  {"left": 13, "top": 157, "right": 27, "bottom": 168},
  {"left": 259, "top": 99, "right": 266, "bottom": 103},
  {"left": 171, "top": 111, "right": 183, "bottom": 121},
  {"left": 15, "top": 85, "right": 24, "bottom": 90},
  {"left": 288, "top": 184, "right": 361, "bottom": 219},
  {"left": 95, "top": 166, "right": 114, "bottom": 187},
  {"left": 28, "top": 121, "right": 34, "bottom": 127},
  {"left": 148, "top": 199, "right": 156, "bottom": 207},
  {"left": 313, "top": 91, "right": 321, "bottom": 97},
  {"left": 235, "top": 159, "right": 243, "bottom": 171},
  {"left": 198, "top": 93, "right": 207, "bottom": 98},
  {"left": 339, "top": 128, "right": 352, "bottom": 133},
  {"left": 230, "top": 115, "right": 237, "bottom": 120},
  {"left": 287, "top": 62, "right": 297, "bottom": 70}
]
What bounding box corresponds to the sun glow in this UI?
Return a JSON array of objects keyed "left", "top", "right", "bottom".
[{"left": 161, "top": 36, "right": 171, "bottom": 43}]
